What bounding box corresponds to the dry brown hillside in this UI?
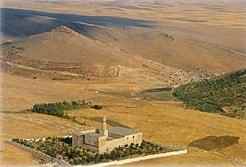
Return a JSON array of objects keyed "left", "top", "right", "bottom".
[
  {"left": 2, "top": 6, "right": 246, "bottom": 75},
  {"left": 2, "top": 26, "right": 135, "bottom": 66},
  {"left": 1, "top": 26, "right": 138, "bottom": 80},
  {"left": 91, "top": 27, "right": 246, "bottom": 73},
  {"left": 1, "top": 25, "right": 198, "bottom": 86}
]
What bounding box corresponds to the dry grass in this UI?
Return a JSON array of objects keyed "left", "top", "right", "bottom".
[
  {"left": 68, "top": 99, "right": 246, "bottom": 166},
  {"left": 1, "top": 72, "right": 246, "bottom": 166},
  {"left": 0, "top": 143, "right": 35, "bottom": 166},
  {"left": 0, "top": 112, "right": 84, "bottom": 166}
]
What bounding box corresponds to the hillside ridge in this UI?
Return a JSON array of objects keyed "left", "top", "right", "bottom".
[{"left": 173, "top": 69, "right": 246, "bottom": 119}]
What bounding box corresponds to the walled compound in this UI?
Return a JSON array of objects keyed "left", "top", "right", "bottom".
[{"left": 72, "top": 117, "right": 143, "bottom": 154}]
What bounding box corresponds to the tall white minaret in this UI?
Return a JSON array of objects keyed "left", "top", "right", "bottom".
[{"left": 102, "top": 116, "right": 108, "bottom": 137}]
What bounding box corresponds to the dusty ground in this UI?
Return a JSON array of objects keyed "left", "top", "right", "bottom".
[{"left": 0, "top": 143, "right": 35, "bottom": 166}]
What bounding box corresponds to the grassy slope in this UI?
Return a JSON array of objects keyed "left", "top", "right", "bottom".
[{"left": 173, "top": 69, "right": 246, "bottom": 118}]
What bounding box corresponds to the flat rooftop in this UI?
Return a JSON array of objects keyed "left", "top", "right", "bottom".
[{"left": 109, "top": 127, "right": 138, "bottom": 136}]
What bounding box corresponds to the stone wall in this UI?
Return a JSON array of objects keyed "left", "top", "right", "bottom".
[
  {"left": 6, "top": 140, "right": 72, "bottom": 167},
  {"left": 75, "top": 149, "right": 188, "bottom": 167},
  {"left": 98, "top": 132, "right": 143, "bottom": 154},
  {"left": 72, "top": 130, "right": 143, "bottom": 154},
  {"left": 72, "top": 130, "right": 96, "bottom": 146}
]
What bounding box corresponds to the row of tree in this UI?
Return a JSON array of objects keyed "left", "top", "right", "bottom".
[
  {"left": 32, "top": 100, "right": 82, "bottom": 117},
  {"left": 32, "top": 100, "right": 103, "bottom": 117}
]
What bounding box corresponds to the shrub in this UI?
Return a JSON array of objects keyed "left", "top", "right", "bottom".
[{"left": 90, "top": 105, "right": 103, "bottom": 110}]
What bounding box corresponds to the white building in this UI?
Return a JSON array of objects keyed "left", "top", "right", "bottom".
[{"left": 72, "top": 117, "right": 143, "bottom": 154}]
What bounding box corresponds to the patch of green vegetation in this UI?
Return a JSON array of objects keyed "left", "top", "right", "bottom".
[
  {"left": 32, "top": 100, "right": 83, "bottom": 117},
  {"left": 173, "top": 69, "right": 246, "bottom": 118},
  {"left": 12, "top": 137, "right": 172, "bottom": 165},
  {"left": 32, "top": 100, "right": 103, "bottom": 117}
]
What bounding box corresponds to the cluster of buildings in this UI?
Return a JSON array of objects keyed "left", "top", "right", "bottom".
[{"left": 72, "top": 117, "right": 143, "bottom": 154}]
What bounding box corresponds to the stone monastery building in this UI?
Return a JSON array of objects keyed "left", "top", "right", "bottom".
[{"left": 72, "top": 117, "right": 143, "bottom": 154}]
